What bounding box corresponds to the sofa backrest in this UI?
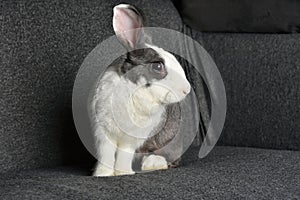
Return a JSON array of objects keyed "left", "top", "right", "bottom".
[{"left": 200, "top": 33, "right": 300, "bottom": 151}]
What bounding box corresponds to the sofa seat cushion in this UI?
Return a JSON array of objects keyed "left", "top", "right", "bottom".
[{"left": 1, "top": 146, "right": 299, "bottom": 199}]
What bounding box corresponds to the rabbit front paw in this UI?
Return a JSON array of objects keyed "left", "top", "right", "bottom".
[{"left": 93, "top": 164, "right": 115, "bottom": 177}]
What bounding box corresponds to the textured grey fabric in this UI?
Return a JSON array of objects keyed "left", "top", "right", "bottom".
[
  {"left": 1, "top": 146, "right": 299, "bottom": 200},
  {"left": 177, "top": 0, "right": 300, "bottom": 33},
  {"left": 190, "top": 31, "right": 300, "bottom": 150},
  {"left": 0, "top": 0, "right": 182, "bottom": 173}
]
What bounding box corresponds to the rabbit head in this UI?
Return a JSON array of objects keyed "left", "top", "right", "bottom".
[{"left": 113, "top": 4, "right": 191, "bottom": 105}]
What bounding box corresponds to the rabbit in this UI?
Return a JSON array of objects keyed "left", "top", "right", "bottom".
[{"left": 89, "top": 4, "right": 191, "bottom": 176}]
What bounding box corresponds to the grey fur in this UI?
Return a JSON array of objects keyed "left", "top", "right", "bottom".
[
  {"left": 109, "top": 48, "right": 167, "bottom": 85},
  {"left": 135, "top": 103, "right": 183, "bottom": 168}
]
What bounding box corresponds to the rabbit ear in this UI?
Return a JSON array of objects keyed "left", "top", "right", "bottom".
[{"left": 113, "top": 4, "right": 144, "bottom": 49}]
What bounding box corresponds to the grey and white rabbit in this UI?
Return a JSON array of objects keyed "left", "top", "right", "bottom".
[{"left": 89, "top": 4, "right": 191, "bottom": 176}]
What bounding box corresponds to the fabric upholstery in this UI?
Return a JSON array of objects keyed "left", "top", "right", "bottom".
[
  {"left": 189, "top": 30, "right": 300, "bottom": 150},
  {"left": 0, "top": 0, "right": 182, "bottom": 173},
  {"left": 2, "top": 1, "right": 299, "bottom": 199},
  {"left": 176, "top": 0, "right": 300, "bottom": 33},
  {"left": 1, "top": 146, "right": 299, "bottom": 200}
]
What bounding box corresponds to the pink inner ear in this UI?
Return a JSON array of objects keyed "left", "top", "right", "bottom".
[{"left": 113, "top": 6, "right": 142, "bottom": 48}]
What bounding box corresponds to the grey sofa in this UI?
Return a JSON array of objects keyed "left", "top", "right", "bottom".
[{"left": 1, "top": 0, "right": 299, "bottom": 199}]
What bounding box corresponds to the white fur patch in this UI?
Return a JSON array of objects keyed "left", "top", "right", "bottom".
[
  {"left": 141, "top": 155, "right": 168, "bottom": 171},
  {"left": 93, "top": 163, "right": 115, "bottom": 177},
  {"left": 145, "top": 44, "right": 191, "bottom": 103}
]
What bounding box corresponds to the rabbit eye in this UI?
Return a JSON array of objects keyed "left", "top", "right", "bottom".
[{"left": 151, "top": 62, "right": 164, "bottom": 73}]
